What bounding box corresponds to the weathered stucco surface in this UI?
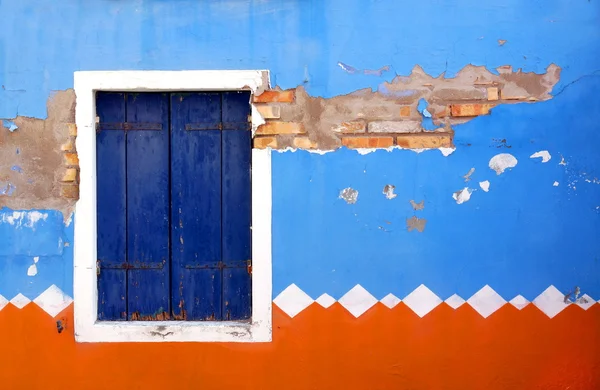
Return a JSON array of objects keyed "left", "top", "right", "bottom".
[{"left": 0, "top": 90, "right": 76, "bottom": 218}]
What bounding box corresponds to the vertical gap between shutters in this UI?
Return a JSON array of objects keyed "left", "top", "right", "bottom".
[
  {"left": 124, "top": 92, "right": 129, "bottom": 321},
  {"left": 168, "top": 93, "right": 173, "bottom": 320},
  {"left": 220, "top": 93, "right": 225, "bottom": 320}
]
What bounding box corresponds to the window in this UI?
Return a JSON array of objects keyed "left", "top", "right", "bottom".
[
  {"left": 96, "top": 91, "right": 252, "bottom": 322},
  {"left": 73, "top": 70, "right": 272, "bottom": 343}
]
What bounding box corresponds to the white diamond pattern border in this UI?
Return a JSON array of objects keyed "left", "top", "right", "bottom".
[{"left": 0, "top": 285, "right": 73, "bottom": 316}]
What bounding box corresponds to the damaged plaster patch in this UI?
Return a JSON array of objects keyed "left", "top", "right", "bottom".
[
  {"left": 410, "top": 200, "right": 425, "bottom": 210},
  {"left": 530, "top": 150, "right": 551, "bottom": 163},
  {"left": 489, "top": 153, "right": 518, "bottom": 175},
  {"left": 0, "top": 90, "right": 76, "bottom": 219},
  {"left": 27, "top": 257, "right": 39, "bottom": 276},
  {"left": 439, "top": 147, "right": 455, "bottom": 157},
  {"left": 2, "top": 120, "right": 18, "bottom": 132},
  {"left": 1, "top": 210, "right": 48, "bottom": 228},
  {"left": 553, "top": 181, "right": 560, "bottom": 187},
  {"left": 339, "top": 187, "right": 358, "bottom": 204},
  {"left": 453, "top": 188, "right": 473, "bottom": 204},
  {"left": 383, "top": 184, "right": 397, "bottom": 199},
  {"left": 337, "top": 62, "right": 390, "bottom": 77},
  {"left": 463, "top": 167, "right": 475, "bottom": 182},
  {"left": 479, "top": 180, "right": 490, "bottom": 192},
  {"left": 406, "top": 216, "right": 427, "bottom": 232}
]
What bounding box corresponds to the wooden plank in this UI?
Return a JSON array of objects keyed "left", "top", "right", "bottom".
[
  {"left": 221, "top": 91, "right": 252, "bottom": 320},
  {"left": 171, "top": 92, "right": 223, "bottom": 320},
  {"left": 126, "top": 93, "right": 171, "bottom": 320},
  {"left": 96, "top": 92, "right": 127, "bottom": 321}
]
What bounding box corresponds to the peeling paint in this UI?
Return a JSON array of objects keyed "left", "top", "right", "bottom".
[
  {"left": 410, "top": 200, "right": 425, "bottom": 210},
  {"left": 339, "top": 187, "right": 358, "bottom": 204},
  {"left": 0, "top": 210, "right": 48, "bottom": 228},
  {"left": 530, "top": 150, "right": 551, "bottom": 163},
  {"left": 2, "top": 120, "right": 18, "bottom": 132},
  {"left": 406, "top": 216, "right": 427, "bottom": 232},
  {"left": 463, "top": 167, "right": 475, "bottom": 182},
  {"left": 382, "top": 184, "right": 397, "bottom": 200},
  {"left": 337, "top": 62, "right": 390, "bottom": 77},
  {"left": 453, "top": 188, "right": 473, "bottom": 204},
  {"left": 27, "top": 256, "right": 39, "bottom": 276},
  {"left": 489, "top": 153, "right": 518, "bottom": 175},
  {"left": 479, "top": 180, "right": 490, "bottom": 192},
  {"left": 553, "top": 181, "right": 560, "bottom": 187}
]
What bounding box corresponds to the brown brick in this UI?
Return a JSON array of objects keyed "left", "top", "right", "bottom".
[
  {"left": 256, "top": 122, "right": 305, "bottom": 135},
  {"left": 253, "top": 136, "right": 278, "bottom": 149},
  {"left": 399, "top": 106, "right": 412, "bottom": 118},
  {"left": 342, "top": 136, "right": 394, "bottom": 149},
  {"left": 67, "top": 123, "right": 77, "bottom": 136},
  {"left": 293, "top": 137, "right": 317, "bottom": 149},
  {"left": 61, "top": 184, "right": 79, "bottom": 199},
  {"left": 255, "top": 105, "right": 281, "bottom": 119},
  {"left": 433, "top": 106, "right": 451, "bottom": 119},
  {"left": 61, "top": 168, "right": 78, "bottom": 182},
  {"left": 332, "top": 120, "right": 366, "bottom": 134},
  {"left": 487, "top": 87, "right": 499, "bottom": 101},
  {"left": 396, "top": 134, "right": 453, "bottom": 149},
  {"left": 253, "top": 90, "right": 295, "bottom": 103},
  {"left": 61, "top": 138, "right": 75, "bottom": 152},
  {"left": 64, "top": 152, "right": 79, "bottom": 166},
  {"left": 450, "top": 103, "right": 493, "bottom": 117}
]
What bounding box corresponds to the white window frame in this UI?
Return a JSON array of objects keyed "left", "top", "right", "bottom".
[{"left": 73, "top": 70, "right": 272, "bottom": 343}]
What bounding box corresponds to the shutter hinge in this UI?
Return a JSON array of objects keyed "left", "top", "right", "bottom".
[{"left": 96, "top": 260, "right": 101, "bottom": 276}]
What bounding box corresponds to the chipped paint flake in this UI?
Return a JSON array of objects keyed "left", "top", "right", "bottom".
[
  {"left": 439, "top": 147, "right": 455, "bottom": 157},
  {"left": 530, "top": 150, "right": 551, "bottom": 163},
  {"left": 339, "top": 187, "right": 358, "bottom": 204},
  {"left": 479, "top": 180, "right": 490, "bottom": 192},
  {"left": 453, "top": 188, "right": 473, "bottom": 204},
  {"left": 0, "top": 210, "right": 49, "bottom": 228},
  {"left": 406, "top": 216, "right": 427, "bottom": 232},
  {"left": 463, "top": 167, "right": 475, "bottom": 182},
  {"left": 383, "top": 184, "right": 397, "bottom": 199},
  {"left": 553, "top": 181, "right": 559, "bottom": 187},
  {"left": 2, "top": 119, "right": 18, "bottom": 132},
  {"left": 410, "top": 200, "right": 424, "bottom": 210},
  {"left": 489, "top": 153, "right": 518, "bottom": 175}
]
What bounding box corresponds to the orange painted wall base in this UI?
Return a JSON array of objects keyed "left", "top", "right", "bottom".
[{"left": 1, "top": 304, "right": 598, "bottom": 389}]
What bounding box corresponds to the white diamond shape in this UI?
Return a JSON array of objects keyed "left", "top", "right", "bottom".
[
  {"left": 0, "top": 295, "right": 8, "bottom": 311},
  {"left": 273, "top": 284, "right": 314, "bottom": 318},
  {"left": 509, "top": 295, "right": 530, "bottom": 310},
  {"left": 338, "top": 284, "right": 378, "bottom": 317},
  {"left": 33, "top": 285, "right": 73, "bottom": 317},
  {"left": 10, "top": 293, "right": 31, "bottom": 309},
  {"left": 315, "top": 293, "right": 336, "bottom": 308},
  {"left": 533, "top": 285, "right": 570, "bottom": 318},
  {"left": 445, "top": 294, "right": 465, "bottom": 309},
  {"left": 467, "top": 285, "right": 507, "bottom": 318},
  {"left": 403, "top": 284, "right": 442, "bottom": 317},
  {"left": 380, "top": 293, "right": 401, "bottom": 309},
  {"left": 576, "top": 294, "right": 596, "bottom": 311}
]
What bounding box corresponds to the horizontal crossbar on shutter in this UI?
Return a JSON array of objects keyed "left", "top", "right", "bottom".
[
  {"left": 185, "top": 122, "right": 251, "bottom": 131},
  {"left": 183, "top": 260, "right": 251, "bottom": 269},
  {"left": 96, "top": 122, "right": 163, "bottom": 131},
  {"left": 98, "top": 260, "right": 166, "bottom": 269}
]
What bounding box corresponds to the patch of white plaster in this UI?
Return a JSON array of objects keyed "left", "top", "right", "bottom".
[
  {"left": 339, "top": 187, "right": 359, "bottom": 204},
  {"left": 439, "top": 147, "right": 456, "bottom": 157},
  {"left": 553, "top": 181, "right": 559, "bottom": 187},
  {"left": 27, "top": 257, "right": 39, "bottom": 276},
  {"left": 530, "top": 150, "right": 551, "bottom": 163},
  {"left": 383, "top": 184, "right": 397, "bottom": 199},
  {"left": 479, "top": 180, "right": 490, "bottom": 192},
  {"left": 489, "top": 153, "right": 518, "bottom": 175},
  {"left": 453, "top": 188, "right": 473, "bottom": 204},
  {"left": 0, "top": 211, "right": 48, "bottom": 228}
]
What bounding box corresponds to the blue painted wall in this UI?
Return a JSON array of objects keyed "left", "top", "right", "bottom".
[{"left": 1, "top": 0, "right": 599, "bottom": 303}]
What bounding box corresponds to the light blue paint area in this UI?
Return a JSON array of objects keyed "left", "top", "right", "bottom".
[
  {"left": 11, "top": 165, "right": 23, "bottom": 173},
  {"left": 272, "top": 75, "right": 600, "bottom": 302},
  {"left": 1, "top": 0, "right": 599, "bottom": 117},
  {"left": 2, "top": 120, "right": 18, "bottom": 132},
  {"left": 418, "top": 98, "right": 431, "bottom": 118},
  {"left": 0, "top": 209, "right": 73, "bottom": 298},
  {"left": 0, "top": 182, "right": 16, "bottom": 196}
]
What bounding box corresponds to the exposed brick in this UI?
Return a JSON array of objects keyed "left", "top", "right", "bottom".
[
  {"left": 342, "top": 136, "right": 394, "bottom": 149},
  {"left": 396, "top": 134, "right": 453, "bottom": 149},
  {"left": 332, "top": 120, "right": 366, "bottom": 134},
  {"left": 63, "top": 152, "right": 79, "bottom": 166},
  {"left": 255, "top": 105, "right": 281, "bottom": 119},
  {"left": 368, "top": 121, "right": 420, "bottom": 133},
  {"left": 487, "top": 87, "right": 499, "bottom": 101},
  {"left": 450, "top": 103, "right": 493, "bottom": 117},
  {"left": 61, "top": 138, "right": 75, "bottom": 152},
  {"left": 253, "top": 90, "right": 295, "bottom": 103},
  {"left": 293, "top": 137, "right": 317, "bottom": 149},
  {"left": 61, "top": 184, "right": 79, "bottom": 199},
  {"left": 399, "top": 106, "right": 412, "bottom": 118},
  {"left": 61, "top": 168, "right": 78, "bottom": 182},
  {"left": 67, "top": 123, "right": 77, "bottom": 136},
  {"left": 256, "top": 122, "right": 305, "bottom": 135},
  {"left": 253, "top": 136, "right": 278, "bottom": 149},
  {"left": 433, "top": 106, "right": 451, "bottom": 119}
]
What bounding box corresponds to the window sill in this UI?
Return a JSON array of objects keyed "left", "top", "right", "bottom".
[{"left": 75, "top": 319, "right": 271, "bottom": 343}]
